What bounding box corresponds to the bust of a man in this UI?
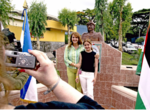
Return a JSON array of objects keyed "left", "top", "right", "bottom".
[{"left": 81, "top": 21, "right": 104, "bottom": 42}]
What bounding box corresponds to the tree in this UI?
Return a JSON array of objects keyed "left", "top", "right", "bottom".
[
  {"left": 108, "top": 0, "right": 132, "bottom": 51},
  {"left": 76, "top": 8, "right": 96, "bottom": 25},
  {"left": 95, "top": 0, "right": 107, "bottom": 37},
  {"left": 127, "top": 9, "right": 150, "bottom": 38},
  {"left": 58, "top": 8, "right": 78, "bottom": 43},
  {"left": 28, "top": 1, "right": 47, "bottom": 50},
  {"left": 84, "top": 8, "right": 96, "bottom": 21},
  {"left": 0, "top": 0, "right": 14, "bottom": 28},
  {"left": 76, "top": 11, "right": 88, "bottom": 25},
  {"left": 103, "top": 2, "right": 118, "bottom": 42},
  {"left": 135, "top": 37, "right": 144, "bottom": 44}
]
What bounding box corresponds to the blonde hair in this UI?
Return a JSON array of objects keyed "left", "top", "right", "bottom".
[
  {"left": 68, "top": 32, "right": 82, "bottom": 48},
  {"left": 83, "top": 39, "right": 93, "bottom": 50},
  {"left": 0, "top": 31, "right": 12, "bottom": 107}
]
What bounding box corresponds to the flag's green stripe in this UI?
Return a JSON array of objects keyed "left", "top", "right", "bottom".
[
  {"left": 136, "top": 52, "right": 143, "bottom": 76},
  {"left": 135, "top": 91, "right": 146, "bottom": 109}
]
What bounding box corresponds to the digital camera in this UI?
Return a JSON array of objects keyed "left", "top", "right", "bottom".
[{"left": 5, "top": 50, "right": 37, "bottom": 69}]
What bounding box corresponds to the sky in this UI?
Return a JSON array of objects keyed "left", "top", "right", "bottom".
[{"left": 11, "top": 0, "right": 150, "bottom": 17}]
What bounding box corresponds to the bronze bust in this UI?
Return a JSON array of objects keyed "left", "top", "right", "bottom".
[{"left": 81, "top": 21, "right": 104, "bottom": 42}]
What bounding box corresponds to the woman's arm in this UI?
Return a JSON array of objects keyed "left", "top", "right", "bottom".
[
  {"left": 64, "top": 46, "right": 72, "bottom": 66},
  {"left": 25, "top": 50, "right": 84, "bottom": 103},
  {"left": 95, "top": 54, "right": 99, "bottom": 59},
  {"left": 93, "top": 57, "right": 98, "bottom": 85},
  {"left": 70, "top": 53, "right": 82, "bottom": 68},
  {"left": 77, "top": 53, "right": 82, "bottom": 73},
  {"left": 76, "top": 54, "right": 82, "bottom": 83},
  {"left": 69, "top": 63, "right": 80, "bottom": 68}
]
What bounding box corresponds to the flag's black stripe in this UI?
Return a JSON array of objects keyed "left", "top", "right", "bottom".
[{"left": 145, "top": 27, "right": 150, "bottom": 67}]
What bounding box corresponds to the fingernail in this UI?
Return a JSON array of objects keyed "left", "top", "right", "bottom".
[{"left": 28, "top": 49, "right": 31, "bottom": 52}]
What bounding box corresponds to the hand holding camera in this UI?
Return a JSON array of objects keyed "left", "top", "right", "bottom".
[
  {"left": 24, "top": 50, "right": 59, "bottom": 89},
  {"left": 5, "top": 50, "right": 36, "bottom": 69},
  {"left": 5, "top": 50, "right": 59, "bottom": 91}
]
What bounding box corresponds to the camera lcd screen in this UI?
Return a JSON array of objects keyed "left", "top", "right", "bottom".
[{"left": 6, "top": 56, "right": 17, "bottom": 64}]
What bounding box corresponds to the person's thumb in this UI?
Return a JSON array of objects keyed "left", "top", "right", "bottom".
[{"left": 25, "top": 69, "right": 38, "bottom": 78}]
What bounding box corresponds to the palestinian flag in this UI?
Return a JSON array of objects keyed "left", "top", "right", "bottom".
[{"left": 135, "top": 19, "right": 150, "bottom": 109}]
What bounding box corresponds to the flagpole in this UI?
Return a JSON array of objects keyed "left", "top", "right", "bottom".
[{"left": 23, "top": 0, "right": 28, "bottom": 32}]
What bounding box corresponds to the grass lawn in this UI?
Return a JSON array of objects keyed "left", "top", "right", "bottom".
[{"left": 122, "top": 52, "right": 139, "bottom": 65}]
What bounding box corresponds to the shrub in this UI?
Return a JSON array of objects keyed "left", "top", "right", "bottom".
[{"left": 135, "top": 37, "right": 144, "bottom": 44}]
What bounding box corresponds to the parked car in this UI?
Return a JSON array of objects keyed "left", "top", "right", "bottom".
[
  {"left": 122, "top": 42, "right": 126, "bottom": 46},
  {"left": 137, "top": 45, "right": 143, "bottom": 49},
  {"left": 126, "top": 41, "right": 132, "bottom": 45},
  {"left": 110, "top": 40, "right": 126, "bottom": 48},
  {"left": 123, "top": 45, "right": 137, "bottom": 54},
  {"left": 110, "top": 40, "right": 118, "bottom": 48},
  {"left": 131, "top": 43, "right": 139, "bottom": 49}
]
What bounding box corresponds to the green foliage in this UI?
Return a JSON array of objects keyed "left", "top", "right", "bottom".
[
  {"left": 103, "top": 3, "right": 118, "bottom": 41},
  {"left": 58, "top": 8, "right": 77, "bottom": 30},
  {"left": 122, "top": 52, "right": 139, "bottom": 65},
  {"left": 123, "top": 37, "right": 127, "bottom": 42},
  {"left": 77, "top": 8, "right": 95, "bottom": 25},
  {"left": 130, "top": 49, "right": 142, "bottom": 61},
  {"left": 122, "top": 49, "right": 142, "bottom": 65},
  {"left": 95, "top": 0, "right": 107, "bottom": 35},
  {"left": 127, "top": 9, "right": 150, "bottom": 37},
  {"left": 0, "top": 0, "right": 14, "bottom": 27},
  {"left": 135, "top": 37, "right": 144, "bottom": 44},
  {"left": 104, "top": 0, "right": 132, "bottom": 43},
  {"left": 122, "top": 3, "right": 133, "bottom": 37},
  {"left": 28, "top": 1, "right": 47, "bottom": 38},
  {"left": 84, "top": 8, "right": 95, "bottom": 20},
  {"left": 76, "top": 11, "right": 88, "bottom": 25},
  {"left": 58, "top": 8, "right": 78, "bottom": 43}
]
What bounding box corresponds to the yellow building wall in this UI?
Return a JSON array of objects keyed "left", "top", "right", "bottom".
[
  {"left": 7, "top": 20, "right": 76, "bottom": 42},
  {"left": 7, "top": 25, "right": 65, "bottom": 42},
  {"left": 31, "top": 28, "right": 65, "bottom": 42},
  {"left": 46, "top": 20, "right": 77, "bottom": 32}
]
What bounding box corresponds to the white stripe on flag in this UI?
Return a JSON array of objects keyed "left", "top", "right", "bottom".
[
  {"left": 20, "top": 30, "right": 24, "bottom": 48},
  {"left": 24, "top": 76, "right": 38, "bottom": 101},
  {"left": 139, "top": 54, "right": 150, "bottom": 109}
]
